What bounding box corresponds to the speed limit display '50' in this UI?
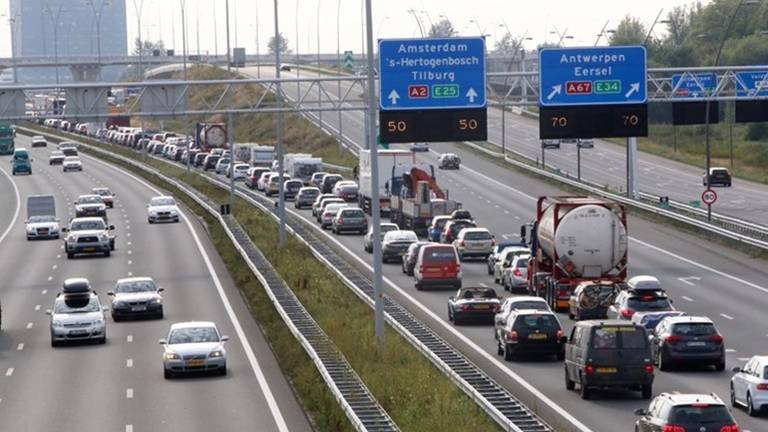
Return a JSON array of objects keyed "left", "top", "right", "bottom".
[{"left": 379, "top": 108, "right": 488, "bottom": 143}]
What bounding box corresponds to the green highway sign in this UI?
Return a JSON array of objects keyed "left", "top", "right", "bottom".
[
  {"left": 343, "top": 51, "right": 354, "bottom": 70},
  {"left": 433, "top": 84, "right": 459, "bottom": 98}
]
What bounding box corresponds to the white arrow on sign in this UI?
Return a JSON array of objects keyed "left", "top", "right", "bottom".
[
  {"left": 677, "top": 276, "right": 702, "bottom": 286},
  {"left": 466, "top": 87, "right": 478, "bottom": 103},
  {"left": 547, "top": 85, "right": 562, "bottom": 101},
  {"left": 388, "top": 89, "right": 400, "bottom": 105},
  {"left": 625, "top": 82, "right": 640, "bottom": 98}
]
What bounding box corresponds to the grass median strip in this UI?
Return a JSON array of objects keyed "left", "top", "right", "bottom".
[{"left": 26, "top": 125, "right": 501, "bottom": 431}]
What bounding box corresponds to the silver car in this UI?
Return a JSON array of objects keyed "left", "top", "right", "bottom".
[
  {"left": 501, "top": 254, "right": 531, "bottom": 292},
  {"left": 363, "top": 223, "right": 399, "bottom": 253},
  {"left": 48, "top": 292, "right": 108, "bottom": 346},
  {"left": 160, "top": 321, "right": 229, "bottom": 378},
  {"left": 25, "top": 214, "right": 60, "bottom": 240},
  {"left": 108, "top": 277, "right": 164, "bottom": 321},
  {"left": 147, "top": 196, "right": 180, "bottom": 223},
  {"left": 731, "top": 355, "right": 768, "bottom": 416}
]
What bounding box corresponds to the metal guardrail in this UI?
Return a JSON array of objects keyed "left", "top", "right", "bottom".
[
  {"left": 18, "top": 126, "right": 399, "bottom": 432},
  {"left": 461, "top": 140, "right": 768, "bottom": 252}
]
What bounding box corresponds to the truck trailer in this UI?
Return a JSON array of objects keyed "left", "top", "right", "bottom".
[{"left": 358, "top": 149, "right": 415, "bottom": 215}]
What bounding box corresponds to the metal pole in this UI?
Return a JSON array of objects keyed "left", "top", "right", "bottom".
[
  {"left": 673, "top": 125, "right": 677, "bottom": 152},
  {"left": 643, "top": 9, "right": 664, "bottom": 46},
  {"left": 501, "top": 108, "right": 506, "bottom": 155},
  {"left": 364, "top": 0, "right": 384, "bottom": 343},
  {"left": 9, "top": 16, "right": 18, "bottom": 84},
  {"left": 275, "top": 0, "right": 287, "bottom": 245},
  {"left": 296, "top": 0, "right": 301, "bottom": 98},
  {"left": 627, "top": 137, "right": 638, "bottom": 199},
  {"left": 180, "top": 0, "right": 188, "bottom": 80},
  {"left": 541, "top": 146, "right": 545, "bottom": 169},
  {"left": 577, "top": 144, "right": 581, "bottom": 182},
  {"left": 213, "top": 5, "right": 218, "bottom": 58},
  {"left": 729, "top": 102, "right": 734, "bottom": 168},
  {"left": 228, "top": 114, "right": 235, "bottom": 205},
  {"left": 225, "top": 0, "right": 231, "bottom": 71},
  {"left": 336, "top": 0, "right": 343, "bottom": 152},
  {"left": 255, "top": 0, "right": 261, "bottom": 78},
  {"left": 317, "top": 0, "right": 322, "bottom": 130}
]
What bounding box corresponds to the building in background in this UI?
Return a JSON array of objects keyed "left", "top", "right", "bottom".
[{"left": 9, "top": 0, "right": 128, "bottom": 83}]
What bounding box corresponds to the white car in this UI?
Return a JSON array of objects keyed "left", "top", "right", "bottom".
[
  {"left": 410, "top": 142, "right": 429, "bottom": 152},
  {"left": 25, "top": 215, "right": 60, "bottom": 240},
  {"left": 453, "top": 227, "right": 495, "bottom": 261},
  {"left": 492, "top": 246, "right": 531, "bottom": 284},
  {"left": 160, "top": 321, "right": 229, "bottom": 378},
  {"left": 363, "top": 223, "right": 399, "bottom": 253},
  {"left": 62, "top": 156, "right": 83, "bottom": 172},
  {"left": 230, "top": 163, "right": 250, "bottom": 180},
  {"left": 47, "top": 279, "right": 107, "bottom": 346},
  {"left": 731, "top": 355, "right": 768, "bottom": 416},
  {"left": 257, "top": 171, "right": 277, "bottom": 191},
  {"left": 215, "top": 158, "right": 231, "bottom": 175},
  {"left": 147, "top": 196, "right": 180, "bottom": 223}
]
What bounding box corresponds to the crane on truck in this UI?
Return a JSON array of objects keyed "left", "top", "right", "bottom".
[
  {"left": 389, "top": 164, "right": 461, "bottom": 236},
  {"left": 521, "top": 196, "right": 628, "bottom": 312}
]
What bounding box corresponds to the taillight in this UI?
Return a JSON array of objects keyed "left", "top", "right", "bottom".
[
  {"left": 460, "top": 240, "right": 465, "bottom": 247},
  {"left": 665, "top": 335, "right": 682, "bottom": 345},
  {"left": 462, "top": 305, "right": 470, "bottom": 311},
  {"left": 720, "top": 425, "right": 740, "bottom": 432},
  {"left": 757, "top": 383, "right": 768, "bottom": 391},
  {"left": 491, "top": 239, "right": 496, "bottom": 247},
  {"left": 556, "top": 329, "right": 564, "bottom": 339},
  {"left": 662, "top": 426, "right": 686, "bottom": 432},
  {"left": 508, "top": 330, "right": 518, "bottom": 342},
  {"left": 494, "top": 304, "right": 501, "bottom": 312},
  {"left": 337, "top": 218, "right": 344, "bottom": 224},
  {"left": 710, "top": 334, "right": 723, "bottom": 344},
  {"left": 620, "top": 307, "right": 635, "bottom": 318},
  {"left": 584, "top": 364, "right": 595, "bottom": 375},
  {"left": 644, "top": 364, "right": 654, "bottom": 374},
  {"left": 513, "top": 268, "right": 522, "bottom": 277}
]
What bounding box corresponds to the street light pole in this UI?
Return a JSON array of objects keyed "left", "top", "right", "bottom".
[
  {"left": 225, "top": 0, "right": 231, "bottom": 71},
  {"left": 407, "top": 9, "right": 425, "bottom": 37},
  {"left": 317, "top": 0, "right": 322, "bottom": 129},
  {"left": 180, "top": 0, "right": 188, "bottom": 81},
  {"left": 296, "top": 0, "right": 301, "bottom": 96},
  {"left": 85, "top": 0, "right": 111, "bottom": 81},
  {"left": 2, "top": 14, "right": 19, "bottom": 83},
  {"left": 275, "top": 0, "right": 287, "bottom": 245},
  {"left": 131, "top": 0, "right": 145, "bottom": 79},
  {"left": 43, "top": 5, "right": 67, "bottom": 85},
  {"left": 336, "top": 0, "right": 344, "bottom": 152},
  {"left": 255, "top": 0, "right": 261, "bottom": 78}
]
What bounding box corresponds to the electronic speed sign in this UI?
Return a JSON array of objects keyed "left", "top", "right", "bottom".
[{"left": 539, "top": 103, "right": 647, "bottom": 139}]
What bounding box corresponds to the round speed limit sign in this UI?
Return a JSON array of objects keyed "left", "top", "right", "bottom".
[{"left": 701, "top": 188, "right": 718, "bottom": 205}]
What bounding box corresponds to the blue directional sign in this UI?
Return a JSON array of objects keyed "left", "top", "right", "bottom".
[
  {"left": 736, "top": 71, "right": 768, "bottom": 97},
  {"left": 378, "top": 37, "right": 486, "bottom": 110},
  {"left": 539, "top": 46, "right": 647, "bottom": 106},
  {"left": 671, "top": 73, "right": 717, "bottom": 98}
]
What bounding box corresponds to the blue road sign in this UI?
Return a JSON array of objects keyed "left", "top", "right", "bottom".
[
  {"left": 539, "top": 46, "right": 647, "bottom": 106},
  {"left": 671, "top": 73, "right": 717, "bottom": 98},
  {"left": 378, "top": 37, "right": 486, "bottom": 111},
  {"left": 736, "top": 71, "right": 768, "bottom": 97}
]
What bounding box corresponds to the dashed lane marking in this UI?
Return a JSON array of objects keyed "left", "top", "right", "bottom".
[
  {"left": 126, "top": 359, "right": 133, "bottom": 368},
  {"left": 26, "top": 322, "right": 33, "bottom": 329},
  {"left": 5, "top": 368, "right": 13, "bottom": 377},
  {"left": 126, "top": 335, "right": 133, "bottom": 343},
  {"left": 34, "top": 305, "right": 40, "bottom": 311},
  {"left": 681, "top": 296, "right": 694, "bottom": 302},
  {"left": 126, "top": 388, "right": 133, "bottom": 399},
  {"left": 16, "top": 343, "right": 23, "bottom": 351},
  {"left": 720, "top": 313, "right": 734, "bottom": 320}
]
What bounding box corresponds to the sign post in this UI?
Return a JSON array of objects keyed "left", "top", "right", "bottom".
[{"left": 378, "top": 37, "right": 487, "bottom": 143}]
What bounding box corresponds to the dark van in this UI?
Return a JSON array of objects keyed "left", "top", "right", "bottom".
[{"left": 564, "top": 320, "right": 654, "bottom": 400}]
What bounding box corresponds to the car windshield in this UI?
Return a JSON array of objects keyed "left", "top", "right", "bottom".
[
  {"left": 54, "top": 296, "right": 100, "bottom": 314},
  {"left": 592, "top": 326, "right": 647, "bottom": 349},
  {"left": 70, "top": 220, "right": 106, "bottom": 231},
  {"left": 64, "top": 157, "right": 79, "bottom": 162},
  {"left": 116, "top": 280, "right": 156, "bottom": 293},
  {"left": 29, "top": 215, "right": 56, "bottom": 223},
  {"left": 712, "top": 169, "right": 729, "bottom": 176},
  {"left": 509, "top": 300, "right": 548, "bottom": 310},
  {"left": 515, "top": 314, "right": 559, "bottom": 331},
  {"left": 301, "top": 189, "right": 319, "bottom": 197},
  {"left": 93, "top": 189, "right": 110, "bottom": 196},
  {"left": 168, "top": 327, "right": 220, "bottom": 344},
  {"left": 672, "top": 323, "right": 716, "bottom": 336},
  {"left": 341, "top": 209, "right": 365, "bottom": 218},
  {"left": 325, "top": 204, "right": 347, "bottom": 213},
  {"left": 669, "top": 405, "right": 732, "bottom": 425},
  {"left": 151, "top": 197, "right": 176, "bottom": 206},
  {"left": 464, "top": 231, "right": 491, "bottom": 240},
  {"left": 627, "top": 296, "right": 672, "bottom": 311},
  {"left": 78, "top": 196, "right": 102, "bottom": 204},
  {"left": 515, "top": 257, "right": 530, "bottom": 268},
  {"left": 433, "top": 218, "right": 450, "bottom": 229}
]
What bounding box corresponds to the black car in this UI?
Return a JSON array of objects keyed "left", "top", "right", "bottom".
[
  {"left": 635, "top": 392, "right": 739, "bottom": 432},
  {"left": 649, "top": 316, "right": 725, "bottom": 371},
  {"left": 447, "top": 287, "right": 500, "bottom": 325},
  {"left": 703, "top": 167, "right": 732, "bottom": 187},
  {"left": 495, "top": 309, "right": 566, "bottom": 360},
  {"left": 564, "top": 321, "right": 654, "bottom": 400},
  {"left": 203, "top": 155, "right": 221, "bottom": 171},
  {"left": 401, "top": 241, "right": 430, "bottom": 276},
  {"left": 440, "top": 219, "right": 476, "bottom": 244},
  {"left": 450, "top": 209, "right": 473, "bottom": 221},
  {"left": 320, "top": 174, "right": 343, "bottom": 194},
  {"left": 283, "top": 180, "right": 304, "bottom": 200}
]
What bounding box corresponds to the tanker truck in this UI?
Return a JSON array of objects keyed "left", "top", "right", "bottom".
[{"left": 521, "top": 196, "right": 628, "bottom": 312}]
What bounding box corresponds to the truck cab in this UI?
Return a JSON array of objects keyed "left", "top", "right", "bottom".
[
  {"left": 0, "top": 124, "right": 15, "bottom": 155},
  {"left": 11, "top": 148, "right": 32, "bottom": 175}
]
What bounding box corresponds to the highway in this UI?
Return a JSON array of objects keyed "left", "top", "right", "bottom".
[
  {"left": 226, "top": 65, "right": 768, "bottom": 431},
  {"left": 0, "top": 135, "right": 312, "bottom": 432},
  {"left": 252, "top": 65, "right": 768, "bottom": 227}
]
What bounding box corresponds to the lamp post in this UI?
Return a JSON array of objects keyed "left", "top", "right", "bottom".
[
  {"left": 336, "top": 0, "right": 343, "bottom": 152},
  {"left": 274, "top": 0, "right": 287, "bottom": 245},
  {"left": 317, "top": 0, "right": 322, "bottom": 128},
  {"left": 643, "top": 9, "right": 671, "bottom": 46},
  {"left": 43, "top": 4, "right": 67, "bottom": 85},
  {"left": 255, "top": 0, "right": 261, "bottom": 78},
  {"left": 469, "top": 18, "right": 484, "bottom": 35},
  {"left": 179, "top": 0, "right": 188, "bottom": 81},
  {"left": 375, "top": 16, "right": 390, "bottom": 39},
  {"left": 225, "top": 0, "right": 231, "bottom": 72},
  {"left": 1, "top": 13, "right": 19, "bottom": 83},
  {"left": 296, "top": 0, "right": 301, "bottom": 96},
  {"left": 131, "top": 0, "right": 146, "bottom": 79},
  {"left": 407, "top": 9, "right": 425, "bottom": 37},
  {"left": 703, "top": 0, "right": 762, "bottom": 221},
  {"left": 84, "top": 0, "right": 111, "bottom": 81}
]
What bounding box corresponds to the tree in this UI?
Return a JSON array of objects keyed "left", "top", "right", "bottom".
[
  {"left": 428, "top": 19, "right": 457, "bottom": 38},
  {"left": 268, "top": 33, "right": 292, "bottom": 55},
  {"left": 132, "top": 38, "right": 166, "bottom": 56},
  {"left": 609, "top": 15, "right": 647, "bottom": 46}
]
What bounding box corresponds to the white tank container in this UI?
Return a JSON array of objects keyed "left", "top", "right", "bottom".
[{"left": 537, "top": 204, "right": 627, "bottom": 278}]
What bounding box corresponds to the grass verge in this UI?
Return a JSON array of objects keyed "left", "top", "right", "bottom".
[{"left": 26, "top": 124, "right": 502, "bottom": 432}]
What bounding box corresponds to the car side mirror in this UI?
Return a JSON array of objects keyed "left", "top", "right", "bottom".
[
  {"left": 220, "top": 336, "right": 230, "bottom": 342},
  {"left": 109, "top": 225, "right": 115, "bottom": 230},
  {"left": 45, "top": 309, "right": 52, "bottom": 315},
  {"left": 560, "top": 336, "right": 568, "bottom": 344},
  {"left": 61, "top": 227, "right": 68, "bottom": 232},
  {"left": 157, "top": 287, "right": 165, "bottom": 292},
  {"left": 158, "top": 339, "right": 168, "bottom": 345},
  {"left": 107, "top": 291, "right": 115, "bottom": 296},
  {"left": 633, "top": 408, "right": 647, "bottom": 416},
  {"left": 102, "top": 306, "right": 109, "bottom": 312},
  {"left": 73, "top": 201, "right": 77, "bottom": 205},
  {"left": 732, "top": 367, "right": 741, "bottom": 373},
  {"left": 448, "top": 296, "right": 455, "bottom": 301}
]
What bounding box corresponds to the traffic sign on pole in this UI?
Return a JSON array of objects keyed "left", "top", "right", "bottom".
[
  {"left": 736, "top": 71, "right": 768, "bottom": 97},
  {"left": 378, "top": 37, "right": 487, "bottom": 110},
  {"left": 539, "top": 46, "right": 647, "bottom": 106},
  {"left": 343, "top": 50, "right": 355, "bottom": 70},
  {"left": 701, "top": 188, "right": 718, "bottom": 206},
  {"left": 671, "top": 73, "right": 717, "bottom": 98}
]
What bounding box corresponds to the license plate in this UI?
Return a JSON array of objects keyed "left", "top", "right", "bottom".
[
  {"left": 69, "top": 329, "right": 88, "bottom": 335},
  {"left": 473, "top": 304, "right": 489, "bottom": 310},
  {"left": 425, "top": 268, "right": 441, "bottom": 273},
  {"left": 688, "top": 341, "right": 706, "bottom": 346},
  {"left": 596, "top": 367, "right": 617, "bottom": 373},
  {"left": 83, "top": 247, "right": 96, "bottom": 252},
  {"left": 528, "top": 333, "right": 547, "bottom": 339},
  {"left": 131, "top": 306, "right": 147, "bottom": 312},
  {"left": 187, "top": 359, "right": 205, "bottom": 367}
]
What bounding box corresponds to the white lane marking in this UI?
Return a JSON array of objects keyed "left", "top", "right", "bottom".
[
  {"left": 126, "top": 225, "right": 131, "bottom": 230},
  {"left": 127, "top": 250, "right": 132, "bottom": 255},
  {"left": 26, "top": 322, "right": 33, "bottom": 329},
  {"left": 738, "top": 357, "right": 752, "bottom": 361},
  {"left": 34, "top": 305, "right": 40, "bottom": 311},
  {"left": 47, "top": 276, "right": 53, "bottom": 281},
  {"left": 16, "top": 343, "right": 24, "bottom": 351},
  {"left": 127, "top": 260, "right": 133, "bottom": 265},
  {"left": 126, "top": 388, "right": 133, "bottom": 399},
  {"left": 504, "top": 210, "right": 510, "bottom": 214},
  {"left": 5, "top": 368, "right": 13, "bottom": 377},
  {"left": 126, "top": 359, "right": 133, "bottom": 368},
  {"left": 721, "top": 313, "right": 735, "bottom": 320},
  {"left": 127, "top": 241, "right": 132, "bottom": 246},
  {"left": 478, "top": 283, "right": 488, "bottom": 287},
  {"left": 0, "top": 163, "right": 21, "bottom": 247},
  {"left": 677, "top": 276, "right": 701, "bottom": 286},
  {"left": 681, "top": 296, "right": 694, "bottom": 302},
  {"left": 56, "top": 254, "right": 61, "bottom": 259},
  {"left": 126, "top": 335, "right": 133, "bottom": 343},
  {"left": 83, "top": 153, "right": 291, "bottom": 432},
  {"left": 726, "top": 348, "right": 737, "bottom": 353},
  {"left": 41, "top": 289, "right": 47, "bottom": 295},
  {"left": 52, "top": 264, "right": 57, "bottom": 270},
  {"left": 127, "top": 271, "right": 133, "bottom": 276},
  {"left": 125, "top": 425, "right": 133, "bottom": 432}
]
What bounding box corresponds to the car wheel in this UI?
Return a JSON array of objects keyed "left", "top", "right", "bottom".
[
  {"left": 730, "top": 384, "right": 737, "bottom": 407},
  {"left": 641, "top": 384, "right": 652, "bottom": 400},
  {"left": 747, "top": 393, "right": 758, "bottom": 416},
  {"left": 148, "top": 218, "right": 154, "bottom": 224},
  {"left": 565, "top": 367, "right": 575, "bottom": 390},
  {"left": 579, "top": 379, "right": 590, "bottom": 400},
  {"left": 503, "top": 344, "right": 514, "bottom": 362},
  {"left": 98, "top": 336, "right": 106, "bottom": 345},
  {"left": 67, "top": 252, "right": 74, "bottom": 259},
  {"left": 112, "top": 314, "right": 121, "bottom": 322},
  {"left": 556, "top": 351, "right": 565, "bottom": 361},
  {"left": 453, "top": 314, "right": 462, "bottom": 326},
  {"left": 497, "top": 340, "right": 504, "bottom": 356},
  {"left": 51, "top": 339, "right": 60, "bottom": 347},
  {"left": 658, "top": 350, "right": 670, "bottom": 371},
  {"left": 568, "top": 310, "right": 575, "bottom": 320},
  {"left": 487, "top": 264, "right": 493, "bottom": 275},
  {"left": 415, "top": 282, "right": 422, "bottom": 291},
  {"left": 164, "top": 368, "right": 173, "bottom": 379},
  {"left": 219, "top": 366, "right": 227, "bottom": 376},
  {"left": 447, "top": 307, "right": 453, "bottom": 322},
  {"left": 104, "top": 250, "right": 111, "bottom": 257},
  {"left": 715, "top": 358, "right": 725, "bottom": 372}
]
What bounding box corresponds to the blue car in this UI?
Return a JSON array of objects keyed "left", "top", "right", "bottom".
[
  {"left": 428, "top": 215, "right": 452, "bottom": 242},
  {"left": 631, "top": 311, "right": 688, "bottom": 335}
]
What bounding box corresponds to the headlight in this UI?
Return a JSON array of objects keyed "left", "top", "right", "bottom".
[
  {"left": 98, "top": 233, "right": 108, "bottom": 241},
  {"left": 94, "top": 318, "right": 104, "bottom": 325},
  {"left": 52, "top": 320, "right": 63, "bottom": 327},
  {"left": 154, "top": 298, "right": 163, "bottom": 304},
  {"left": 169, "top": 209, "right": 178, "bottom": 215},
  {"left": 163, "top": 352, "right": 180, "bottom": 360},
  {"left": 209, "top": 350, "right": 223, "bottom": 358},
  {"left": 26, "top": 226, "right": 34, "bottom": 233}
]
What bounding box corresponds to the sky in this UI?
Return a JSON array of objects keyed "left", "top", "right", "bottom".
[{"left": 0, "top": 0, "right": 710, "bottom": 58}]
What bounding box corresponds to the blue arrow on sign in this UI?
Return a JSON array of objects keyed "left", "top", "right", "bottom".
[
  {"left": 378, "top": 37, "right": 487, "bottom": 111},
  {"left": 671, "top": 73, "right": 717, "bottom": 98},
  {"left": 539, "top": 45, "right": 647, "bottom": 106},
  {"left": 736, "top": 71, "right": 768, "bottom": 97}
]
